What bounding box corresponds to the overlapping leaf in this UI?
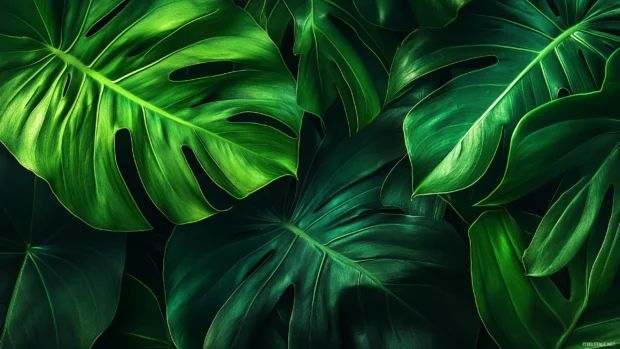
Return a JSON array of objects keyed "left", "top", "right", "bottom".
[
  {"left": 243, "top": 0, "right": 292, "bottom": 46},
  {"left": 164, "top": 116, "right": 478, "bottom": 349},
  {"left": 0, "top": 0, "right": 303, "bottom": 231},
  {"left": 388, "top": 0, "right": 620, "bottom": 198},
  {"left": 102, "top": 273, "right": 174, "bottom": 349},
  {"left": 286, "top": 0, "right": 397, "bottom": 133},
  {"left": 479, "top": 49, "right": 620, "bottom": 281},
  {"left": 470, "top": 210, "right": 620, "bottom": 349},
  {"left": 353, "top": 0, "right": 471, "bottom": 30},
  {"left": 0, "top": 146, "right": 126, "bottom": 349}
]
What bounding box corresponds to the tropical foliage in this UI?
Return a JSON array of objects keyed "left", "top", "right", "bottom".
[{"left": 1, "top": 0, "right": 619, "bottom": 348}]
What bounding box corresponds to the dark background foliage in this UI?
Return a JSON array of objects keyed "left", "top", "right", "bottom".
[{"left": 2, "top": 0, "right": 619, "bottom": 348}]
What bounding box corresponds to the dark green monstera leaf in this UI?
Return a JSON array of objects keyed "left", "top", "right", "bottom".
[
  {"left": 286, "top": 0, "right": 397, "bottom": 134},
  {"left": 0, "top": 146, "right": 126, "bottom": 349},
  {"left": 353, "top": 0, "right": 471, "bottom": 30},
  {"left": 243, "top": 0, "right": 292, "bottom": 46},
  {"left": 388, "top": 0, "right": 620, "bottom": 199},
  {"left": 164, "top": 117, "right": 478, "bottom": 349},
  {"left": 0, "top": 0, "right": 302, "bottom": 232},
  {"left": 470, "top": 210, "right": 620, "bottom": 349},
  {"left": 381, "top": 157, "right": 446, "bottom": 219},
  {"left": 479, "top": 49, "right": 620, "bottom": 282},
  {"left": 103, "top": 273, "right": 174, "bottom": 349},
  {"left": 379, "top": 59, "right": 455, "bottom": 221},
  {"left": 93, "top": 231, "right": 177, "bottom": 349}
]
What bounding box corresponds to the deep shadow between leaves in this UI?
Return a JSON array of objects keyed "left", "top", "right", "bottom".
[
  {"left": 337, "top": 285, "right": 446, "bottom": 348},
  {"left": 281, "top": 23, "right": 300, "bottom": 77},
  {"left": 558, "top": 87, "right": 571, "bottom": 99},
  {"left": 181, "top": 145, "right": 237, "bottom": 210},
  {"left": 114, "top": 130, "right": 174, "bottom": 232},
  {"left": 545, "top": 0, "right": 560, "bottom": 17}
]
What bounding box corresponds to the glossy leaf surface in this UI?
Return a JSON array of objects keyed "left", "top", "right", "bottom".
[
  {"left": 480, "top": 49, "right": 620, "bottom": 279},
  {"left": 286, "top": 0, "right": 397, "bottom": 133},
  {"left": 0, "top": 0, "right": 302, "bottom": 231},
  {"left": 0, "top": 146, "right": 126, "bottom": 349},
  {"left": 470, "top": 210, "right": 620, "bottom": 349},
  {"left": 389, "top": 0, "right": 620, "bottom": 198},
  {"left": 164, "top": 117, "right": 478, "bottom": 349}
]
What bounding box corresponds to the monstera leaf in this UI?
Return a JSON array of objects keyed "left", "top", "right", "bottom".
[
  {"left": 0, "top": 0, "right": 302, "bottom": 231},
  {"left": 101, "top": 273, "right": 174, "bottom": 349},
  {"left": 164, "top": 116, "right": 478, "bottom": 349},
  {"left": 0, "top": 145, "right": 126, "bottom": 349},
  {"left": 353, "top": 0, "right": 471, "bottom": 30},
  {"left": 470, "top": 210, "right": 620, "bottom": 349},
  {"left": 381, "top": 157, "right": 447, "bottom": 219},
  {"left": 479, "top": 49, "right": 620, "bottom": 281},
  {"left": 243, "top": 0, "right": 292, "bottom": 46},
  {"left": 286, "top": 0, "right": 397, "bottom": 134},
  {"left": 387, "top": 0, "right": 620, "bottom": 198}
]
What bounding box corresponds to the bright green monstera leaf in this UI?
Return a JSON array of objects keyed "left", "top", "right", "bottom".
[
  {"left": 164, "top": 116, "right": 478, "bottom": 349},
  {"left": 0, "top": 145, "right": 126, "bottom": 349},
  {"left": 388, "top": 0, "right": 620, "bottom": 198},
  {"left": 0, "top": 0, "right": 303, "bottom": 231},
  {"left": 470, "top": 210, "right": 620, "bottom": 349},
  {"left": 286, "top": 0, "right": 397, "bottom": 134},
  {"left": 479, "top": 49, "right": 620, "bottom": 281},
  {"left": 353, "top": 0, "right": 471, "bottom": 30}
]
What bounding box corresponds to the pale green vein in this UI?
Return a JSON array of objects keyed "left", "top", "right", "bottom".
[
  {"left": 29, "top": 254, "right": 60, "bottom": 349},
  {"left": 282, "top": 222, "right": 430, "bottom": 321},
  {"left": 120, "top": 332, "right": 172, "bottom": 346},
  {"left": 0, "top": 255, "right": 30, "bottom": 345},
  {"left": 435, "top": 23, "right": 583, "bottom": 170},
  {"left": 46, "top": 46, "right": 271, "bottom": 158}
]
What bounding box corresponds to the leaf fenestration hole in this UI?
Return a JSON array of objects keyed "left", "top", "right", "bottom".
[
  {"left": 228, "top": 113, "right": 297, "bottom": 139},
  {"left": 557, "top": 88, "right": 570, "bottom": 98},
  {"left": 169, "top": 62, "right": 235, "bottom": 81},
  {"left": 545, "top": 0, "right": 560, "bottom": 17},
  {"left": 62, "top": 74, "right": 71, "bottom": 97},
  {"left": 281, "top": 23, "right": 299, "bottom": 77},
  {"left": 181, "top": 146, "right": 235, "bottom": 210},
  {"left": 114, "top": 129, "right": 173, "bottom": 231},
  {"left": 86, "top": 0, "right": 130, "bottom": 38}
]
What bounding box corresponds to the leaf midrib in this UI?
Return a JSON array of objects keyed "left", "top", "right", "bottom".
[
  {"left": 48, "top": 47, "right": 266, "bottom": 156},
  {"left": 415, "top": 23, "right": 584, "bottom": 193},
  {"left": 50, "top": 47, "right": 196, "bottom": 126},
  {"left": 281, "top": 222, "right": 428, "bottom": 318},
  {"left": 470, "top": 23, "right": 583, "bottom": 136}
]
